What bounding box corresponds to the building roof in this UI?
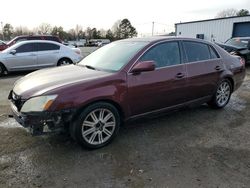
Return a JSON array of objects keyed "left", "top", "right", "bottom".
[{"left": 175, "top": 15, "right": 250, "bottom": 26}]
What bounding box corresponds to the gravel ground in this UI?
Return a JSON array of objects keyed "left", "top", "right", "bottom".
[{"left": 0, "top": 65, "right": 249, "bottom": 188}]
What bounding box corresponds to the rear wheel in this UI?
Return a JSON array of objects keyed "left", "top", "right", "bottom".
[
  {"left": 208, "top": 79, "right": 232, "bottom": 108},
  {"left": 0, "top": 64, "right": 6, "bottom": 77},
  {"left": 71, "top": 102, "right": 120, "bottom": 149},
  {"left": 57, "top": 58, "right": 73, "bottom": 66}
]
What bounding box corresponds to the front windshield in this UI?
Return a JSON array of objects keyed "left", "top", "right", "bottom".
[
  {"left": 225, "top": 38, "right": 250, "bottom": 48},
  {"left": 79, "top": 41, "right": 149, "bottom": 72}
]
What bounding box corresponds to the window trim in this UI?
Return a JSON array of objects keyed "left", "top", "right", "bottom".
[
  {"left": 208, "top": 45, "right": 220, "bottom": 60},
  {"left": 128, "top": 40, "right": 184, "bottom": 73}
]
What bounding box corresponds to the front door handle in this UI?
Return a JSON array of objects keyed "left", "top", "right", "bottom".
[
  {"left": 176, "top": 72, "right": 185, "bottom": 79},
  {"left": 215, "top": 66, "right": 221, "bottom": 71}
]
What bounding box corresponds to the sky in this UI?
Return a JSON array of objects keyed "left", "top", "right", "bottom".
[{"left": 1, "top": 0, "right": 250, "bottom": 36}]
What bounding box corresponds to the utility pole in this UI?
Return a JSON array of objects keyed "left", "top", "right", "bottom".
[{"left": 152, "top": 21, "right": 154, "bottom": 36}]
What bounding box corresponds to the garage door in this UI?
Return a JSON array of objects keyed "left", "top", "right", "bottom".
[{"left": 233, "top": 22, "right": 250, "bottom": 37}]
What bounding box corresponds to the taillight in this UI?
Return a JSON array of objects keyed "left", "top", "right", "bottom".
[{"left": 240, "top": 57, "right": 245, "bottom": 66}]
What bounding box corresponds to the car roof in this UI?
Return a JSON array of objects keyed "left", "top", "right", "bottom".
[
  {"left": 120, "top": 36, "right": 214, "bottom": 45},
  {"left": 14, "top": 40, "right": 61, "bottom": 45},
  {"left": 14, "top": 35, "right": 58, "bottom": 38}
]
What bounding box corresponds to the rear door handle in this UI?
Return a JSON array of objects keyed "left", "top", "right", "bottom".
[
  {"left": 215, "top": 66, "right": 221, "bottom": 71},
  {"left": 175, "top": 72, "right": 185, "bottom": 79}
]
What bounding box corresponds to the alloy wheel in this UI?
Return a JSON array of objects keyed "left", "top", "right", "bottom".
[
  {"left": 216, "top": 81, "right": 231, "bottom": 107},
  {"left": 81, "top": 108, "right": 116, "bottom": 145}
]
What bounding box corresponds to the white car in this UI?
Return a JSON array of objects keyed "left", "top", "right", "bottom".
[{"left": 0, "top": 40, "right": 83, "bottom": 76}]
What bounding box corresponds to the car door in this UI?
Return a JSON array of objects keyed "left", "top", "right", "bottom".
[
  {"left": 5, "top": 43, "right": 38, "bottom": 71},
  {"left": 127, "top": 41, "right": 188, "bottom": 116},
  {"left": 36, "top": 42, "right": 60, "bottom": 68},
  {"left": 182, "top": 41, "right": 223, "bottom": 101}
]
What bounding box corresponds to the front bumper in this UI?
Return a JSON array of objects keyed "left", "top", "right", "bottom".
[{"left": 10, "top": 102, "right": 74, "bottom": 135}]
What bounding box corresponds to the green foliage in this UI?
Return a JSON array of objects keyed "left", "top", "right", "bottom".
[
  {"left": 119, "top": 19, "right": 137, "bottom": 39},
  {"left": 2, "top": 18, "right": 138, "bottom": 42},
  {"left": 237, "top": 9, "right": 249, "bottom": 16},
  {"left": 113, "top": 19, "right": 137, "bottom": 40},
  {"left": 106, "top": 29, "right": 114, "bottom": 41}
]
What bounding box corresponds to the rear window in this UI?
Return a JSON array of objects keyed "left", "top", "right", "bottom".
[
  {"left": 44, "top": 36, "right": 61, "bottom": 43},
  {"left": 38, "top": 43, "right": 60, "bottom": 51},
  {"left": 225, "top": 38, "right": 250, "bottom": 48},
  {"left": 184, "top": 41, "right": 210, "bottom": 62}
]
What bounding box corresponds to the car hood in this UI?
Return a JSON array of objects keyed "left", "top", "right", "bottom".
[{"left": 13, "top": 65, "right": 112, "bottom": 98}]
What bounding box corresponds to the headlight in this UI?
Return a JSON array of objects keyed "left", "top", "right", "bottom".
[{"left": 21, "top": 95, "right": 57, "bottom": 113}]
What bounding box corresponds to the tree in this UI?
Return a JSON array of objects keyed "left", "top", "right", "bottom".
[
  {"left": 119, "top": 19, "right": 137, "bottom": 39},
  {"left": 3, "top": 23, "right": 14, "bottom": 40},
  {"left": 51, "top": 26, "right": 69, "bottom": 40},
  {"left": 14, "top": 26, "right": 30, "bottom": 36},
  {"left": 37, "top": 23, "right": 52, "bottom": 34},
  {"left": 112, "top": 20, "right": 121, "bottom": 39},
  {"left": 237, "top": 9, "right": 249, "bottom": 16},
  {"left": 85, "top": 27, "right": 93, "bottom": 39},
  {"left": 68, "top": 28, "right": 76, "bottom": 40},
  {"left": 215, "top": 9, "right": 238, "bottom": 18},
  {"left": 106, "top": 29, "right": 114, "bottom": 41}
]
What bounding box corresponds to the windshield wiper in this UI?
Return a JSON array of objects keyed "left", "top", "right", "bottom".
[{"left": 84, "top": 65, "right": 96, "bottom": 70}]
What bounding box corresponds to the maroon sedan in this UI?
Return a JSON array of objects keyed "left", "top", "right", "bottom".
[
  {"left": 9, "top": 37, "right": 245, "bottom": 148},
  {"left": 0, "top": 40, "right": 7, "bottom": 51}
]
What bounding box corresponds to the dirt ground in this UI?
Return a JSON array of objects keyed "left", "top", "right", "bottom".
[{"left": 0, "top": 66, "right": 250, "bottom": 188}]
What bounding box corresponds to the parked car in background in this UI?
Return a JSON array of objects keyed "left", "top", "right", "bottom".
[
  {"left": 0, "top": 40, "right": 82, "bottom": 76},
  {"left": 217, "top": 37, "right": 250, "bottom": 64},
  {"left": 85, "top": 39, "right": 110, "bottom": 47},
  {"left": 9, "top": 37, "right": 245, "bottom": 149},
  {"left": 0, "top": 35, "right": 62, "bottom": 51},
  {"left": 0, "top": 40, "right": 7, "bottom": 51}
]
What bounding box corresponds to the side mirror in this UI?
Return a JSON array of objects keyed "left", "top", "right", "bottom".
[
  {"left": 131, "top": 61, "right": 156, "bottom": 74},
  {"left": 10, "top": 50, "right": 16, "bottom": 55}
]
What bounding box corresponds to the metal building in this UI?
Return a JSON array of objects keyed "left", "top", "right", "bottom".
[{"left": 175, "top": 16, "right": 250, "bottom": 43}]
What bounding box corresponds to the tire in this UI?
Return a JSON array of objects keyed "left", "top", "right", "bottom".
[
  {"left": 71, "top": 102, "right": 120, "bottom": 149},
  {"left": 0, "top": 64, "right": 6, "bottom": 77},
  {"left": 208, "top": 79, "right": 232, "bottom": 109},
  {"left": 57, "top": 58, "right": 73, "bottom": 66}
]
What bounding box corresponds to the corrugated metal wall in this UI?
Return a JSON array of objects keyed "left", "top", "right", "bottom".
[{"left": 176, "top": 16, "right": 250, "bottom": 43}]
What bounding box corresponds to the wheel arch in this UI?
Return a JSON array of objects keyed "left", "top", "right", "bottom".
[
  {"left": 223, "top": 76, "right": 234, "bottom": 92},
  {"left": 72, "top": 99, "right": 125, "bottom": 123}
]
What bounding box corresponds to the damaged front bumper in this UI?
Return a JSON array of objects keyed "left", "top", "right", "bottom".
[{"left": 10, "top": 102, "right": 75, "bottom": 136}]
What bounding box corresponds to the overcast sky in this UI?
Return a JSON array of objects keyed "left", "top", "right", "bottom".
[{"left": 1, "top": 0, "right": 249, "bottom": 36}]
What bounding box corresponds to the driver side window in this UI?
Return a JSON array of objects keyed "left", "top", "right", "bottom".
[{"left": 139, "top": 42, "right": 181, "bottom": 68}]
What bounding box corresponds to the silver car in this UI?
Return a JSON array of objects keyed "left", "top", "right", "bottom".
[{"left": 0, "top": 40, "right": 83, "bottom": 76}]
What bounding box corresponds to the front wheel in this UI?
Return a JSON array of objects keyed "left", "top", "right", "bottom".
[
  {"left": 0, "top": 64, "right": 6, "bottom": 77},
  {"left": 208, "top": 79, "right": 232, "bottom": 109},
  {"left": 71, "top": 102, "right": 120, "bottom": 149}
]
